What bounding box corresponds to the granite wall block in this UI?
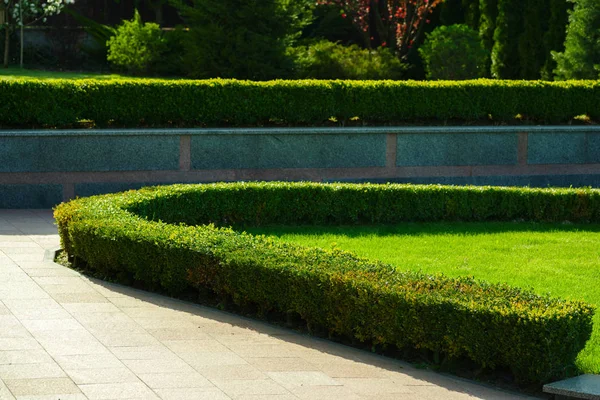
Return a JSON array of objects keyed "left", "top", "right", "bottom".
[
  {"left": 191, "top": 134, "right": 387, "bottom": 170},
  {"left": 0, "top": 136, "right": 179, "bottom": 172},
  {"left": 396, "top": 133, "right": 518, "bottom": 166},
  {"left": 0, "top": 184, "right": 62, "bottom": 208},
  {"left": 528, "top": 133, "right": 587, "bottom": 164}
]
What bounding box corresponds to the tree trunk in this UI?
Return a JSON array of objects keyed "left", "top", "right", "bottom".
[
  {"left": 404, "top": 15, "right": 428, "bottom": 61},
  {"left": 4, "top": 24, "right": 9, "bottom": 68}
]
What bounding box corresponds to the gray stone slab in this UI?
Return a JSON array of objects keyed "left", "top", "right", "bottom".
[
  {"left": 586, "top": 133, "right": 600, "bottom": 164},
  {"left": 0, "top": 136, "right": 179, "bottom": 172},
  {"left": 0, "top": 185, "right": 62, "bottom": 209},
  {"left": 191, "top": 134, "right": 387, "bottom": 169},
  {"left": 396, "top": 133, "right": 518, "bottom": 166},
  {"left": 543, "top": 374, "right": 600, "bottom": 399},
  {"left": 528, "top": 133, "right": 587, "bottom": 164},
  {"left": 2, "top": 125, "right": 600, "bottom": 137},
  {"left": 527, "top": 132, "right": 600, "bottom": 164}
]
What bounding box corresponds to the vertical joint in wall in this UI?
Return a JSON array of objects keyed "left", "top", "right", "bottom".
[
  {"left": 386, "top": 133, "right": 398, "bottom": 169},
  {"left": 62, "top": 183, "right": 75, "bottom": 203},
  {"left": 518, "top": 132, "right": 528, "bottom": 166},
  {"left": 180, "top": 135, "right": 192, "bottom": 172}
]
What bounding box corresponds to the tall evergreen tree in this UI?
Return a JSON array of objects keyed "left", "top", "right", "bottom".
[
  {"left": 478, "top": 0, "right": 498, "bottom": 77},
  {"left": 491, "top": 0, "right": 523, "bottom": 78},
  {"left": 517, "top": 0, "right": 549, "bottom": 79},
  {"left": 553, "top": 0, "right": 600, "bottom": 79},
  {"left": 462, "top": 0, "right": 481, "bottom": 29},
  {"left": 438, "top": 0, "right": 466, "bottom": 27},
  {"left": 438, "top": 0, "right": 479, "bottom": 29},
  {"left": 540, "top": 0, "right": 572, "bottom": 80}
]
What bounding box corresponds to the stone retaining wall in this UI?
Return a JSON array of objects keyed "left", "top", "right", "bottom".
[{"left": 1, "top": 126, "right": 599, "bottom": 208}]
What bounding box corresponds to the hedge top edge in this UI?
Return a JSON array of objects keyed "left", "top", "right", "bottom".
[{"left": 5, "top": 77, "right": 600, "bottom": 85}]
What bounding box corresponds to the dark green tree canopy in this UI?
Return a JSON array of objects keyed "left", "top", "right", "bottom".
[
  {"left": 553, "top": 0, "right": 600, "bottom": 79},
  {"left": 419, "top": 24, "right": 489, "bottom": 80},
  {"left": 174, "top": 0, "right": 312, "bottom": 80}
]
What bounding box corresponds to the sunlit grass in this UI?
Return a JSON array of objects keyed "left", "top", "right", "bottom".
[
  {"left": 246, "top": 222, "right": 600, "bottom": 374},
  {"left": 0, "top": 67, "right": 166, "bottom": 80}
]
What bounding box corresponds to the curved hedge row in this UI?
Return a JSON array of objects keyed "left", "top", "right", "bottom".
[
  {"left": 54, "top": 182, "right": 596, "bottom": 383},
  {"left": 3, "top": 78, "right": 600, "bottom": 127}
]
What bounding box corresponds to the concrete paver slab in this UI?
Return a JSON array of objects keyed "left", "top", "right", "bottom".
[
  {"left": 65, "top": 368, "right": 139, "bottom": 385},
  {"left": 78, "top": 382, "right": 157, "bottom": 399},
  {"left": 0, "top": 338, "right": 41, "bottom": 351},
  {"left": 4, "top": 378, "right": 81, "bottom": 397},
  {"left": 247, "top": 357, "right": 319, "bottom": 373},
  {"left": 213, "top": 378, "right": 290, "bottom": 398},
  {"left": 122, "top": 358, "right": 196, "bottom": 374},
  {"left": 12, "top": 395, "right": 88, "bottom": 400},
  {"left": 107, "top": 345, "right": 175, "bottom": 361},
  {"left": 0, "top": 378, "right": 16, "bottom": 400},
  {"left": 267, "top": 371, "right": 341, "bottom": 388},
  {"left": 154, "top": 387, "right": 230, "bottom": 400},
  {"left": 0, "top": 350, "right": 54, "bottom": 365},
  {"left": 53, "top": 354, "right": 125, "bottom": 370},
  {"left": 0, "top": 363, "right": 66, "bottom": 380},
  {"left": 194, "top": 365, "right": 268, "bottom": 381},
  {"left": 237, "top": 395, "right": 298, "bottom": 400},
  {"left": 0, "top": 210, "right": 537, "bottom": 400},
  {"left": 137, "top": 372, "right": 214, "bottom": 389},
  {"left": 289, "top": 385, "right": 363, "bottom": 400}
]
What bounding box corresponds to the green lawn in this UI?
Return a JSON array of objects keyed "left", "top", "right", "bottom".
[
  {"left": 246, "top": 222, "right": 600, "bottom": 374},
  {"left": 0, "top": 67, "right": 157, "bottom": 80}
]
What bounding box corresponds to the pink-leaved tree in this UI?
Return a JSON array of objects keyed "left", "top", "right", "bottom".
[{"left": 318, "top": 0, "right": 443, "bottom": 59}]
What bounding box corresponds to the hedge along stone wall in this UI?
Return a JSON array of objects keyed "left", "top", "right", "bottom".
[{"left": 2, "top": 125, "right": 600, "bottom": 208}]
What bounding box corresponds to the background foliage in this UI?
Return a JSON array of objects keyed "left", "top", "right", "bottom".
[
  {"left": 0, "top": 0, "right": 593, "bottom": 81},
  {"left": 107, "top": 10, "right": 165, "bottom": 75},
  {"left": 553, "top": 0, "right": 600, "bottom": 80},
  {"left": 291, "top": 40, "right": 406, "bottom": 80},
  {"left": 419, "top": 24, "right": 489, "bottom": 80},
  {"left": 172, "top": 0, "right": 311, "bottom": 80}
]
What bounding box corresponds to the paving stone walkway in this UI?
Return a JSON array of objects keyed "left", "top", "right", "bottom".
[{"left": 0, "top": 210, "right": 536, "bottom": 400}]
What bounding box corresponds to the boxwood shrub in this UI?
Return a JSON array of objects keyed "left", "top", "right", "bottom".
[
  {"left": 54, "top": 182, "right": 596, "bottom": 383},
  {"left": 2, "top": 78, "right": 599, "bottom": 127}
]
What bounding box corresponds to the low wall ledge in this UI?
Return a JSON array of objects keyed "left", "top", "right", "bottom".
[{"left": 1, "top": 125, "right": 599, "bottom": 137}]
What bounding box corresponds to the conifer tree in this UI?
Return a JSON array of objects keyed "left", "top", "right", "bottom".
[
  {"left": 478, "top": 0, "right": 497, "bottom": 77},
  {"left": 553, "top": 0, "right": 600, "bottom": 79},
  {"left": 490, "top": 0, "right": 523, "bottom": 78},
  {"left": 540, "top": 0, "right": 572, "bottom": 80},
  {"left": 517, "top": 0, "right": 548, "bottom": 79}
]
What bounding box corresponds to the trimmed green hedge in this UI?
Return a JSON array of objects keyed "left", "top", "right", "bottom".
[
  {"left": 54, "top": 182, "right": 596, "bottom": 383},
  {"left": 2, "top": 78, "right": 600, "bottom": 127}
]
